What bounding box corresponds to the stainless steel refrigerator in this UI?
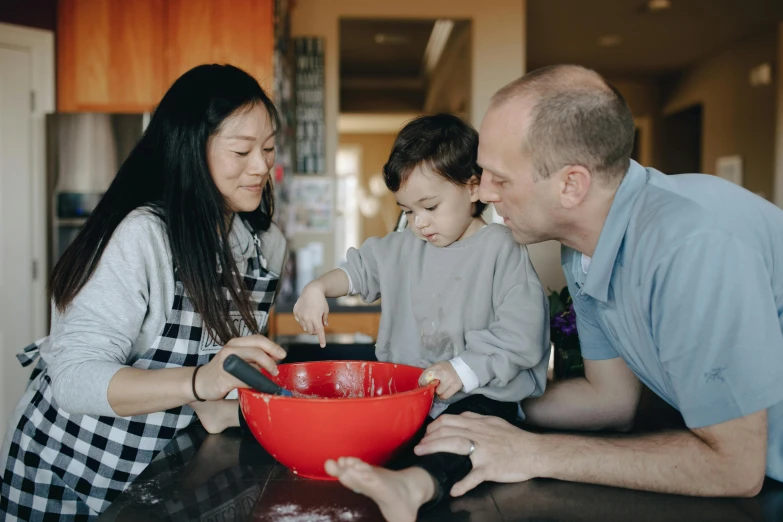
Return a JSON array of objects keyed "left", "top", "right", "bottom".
[{"left": 46, "top": 113, "right": 149, "bottom": 269}]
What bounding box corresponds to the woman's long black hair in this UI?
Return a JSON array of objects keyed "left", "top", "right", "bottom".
[{"left": 50, "top": 64, "right": 280, "bottom": 345}]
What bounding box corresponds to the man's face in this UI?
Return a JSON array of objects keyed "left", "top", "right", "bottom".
[{"left": 477, "top": 99, "right": 557, "bottom": 245}]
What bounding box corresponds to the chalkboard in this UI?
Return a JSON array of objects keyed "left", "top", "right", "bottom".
[{"left": 294, "top": 37, "right": 326, "bottom": 174}]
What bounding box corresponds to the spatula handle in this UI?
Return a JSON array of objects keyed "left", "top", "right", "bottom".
[{"left": 223, "top": 354, "right": 290, "bottom": 396}]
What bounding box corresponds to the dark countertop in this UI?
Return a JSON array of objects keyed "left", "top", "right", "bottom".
[
  {"left": 274, "top": 294, "right": 382, "bottom": 314},
  {"left": 98, "top": 424, "right": 783, "bottom": 522}
]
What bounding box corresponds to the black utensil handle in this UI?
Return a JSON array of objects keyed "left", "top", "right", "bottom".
[{"left": 223, "top": 354, "right": 284, "bottom": 395}]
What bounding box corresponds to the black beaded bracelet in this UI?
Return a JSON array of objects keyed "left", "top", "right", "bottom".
[{"left": 192, "top": 365, "right": 206, "bottom": 402}]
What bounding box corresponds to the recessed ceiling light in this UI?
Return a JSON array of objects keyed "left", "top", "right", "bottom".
[
  {"left": 646, "top": 0, "right": 671, "bottom": 12},
  {"left": 597, "top": 34, "right": 622, "bottom": 47}
]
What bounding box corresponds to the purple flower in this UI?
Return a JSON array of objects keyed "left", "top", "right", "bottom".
[{"left": 551, "top": 303, "right": 578, "bottom": 337}]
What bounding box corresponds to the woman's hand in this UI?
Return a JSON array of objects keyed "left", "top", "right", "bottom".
[
  {"left": 193, "top": 335, "right": 286, "bottom": 401},
  {"left": 190, "top": 399, "right": 240, "bottom": 434},
  {"left": 419, "top": 361, "right": 464, "bottom": 400},
  {"left": 292, "top": 282, "right": 330, "bottom": 347}
]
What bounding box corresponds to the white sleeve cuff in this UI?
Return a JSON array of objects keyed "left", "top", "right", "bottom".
[
  {"left": 450, "top": 357, "right": 480, "bottom": 393},
  {"left": 337, "top": 266, "right": 356, "bottom": 295}
]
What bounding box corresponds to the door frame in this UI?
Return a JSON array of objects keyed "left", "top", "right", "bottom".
[
  {"left": 775, "top": 21, "right": 783, "bottom": 208},
  {"left": 0, "top": 23, "right": 55, "bottom": 339},
  {"left": 633, "top": 116, "right": 653, "bottom": 167}
]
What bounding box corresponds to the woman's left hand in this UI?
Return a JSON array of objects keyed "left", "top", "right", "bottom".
[
  {"left": 419, "top": 361, "right": 463, "bottom": 400},
  {"left": 194, "top": 335, "right": 286, "bottom": 401}
]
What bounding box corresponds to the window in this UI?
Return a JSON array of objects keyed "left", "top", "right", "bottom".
[{"left": 335, "top": 145, "right": 362, "bottom": 265}]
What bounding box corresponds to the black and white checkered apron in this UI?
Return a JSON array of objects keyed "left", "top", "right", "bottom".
[
  {"left": 0, "top": 223, "right": 278, "bottom": 521},
  {"left": 102, "top": 428, "right": 263, "bottom": 521}
]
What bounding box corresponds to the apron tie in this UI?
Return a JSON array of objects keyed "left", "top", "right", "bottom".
[{"left": 16, "top": 337, "right": 46, "bottom": 367}]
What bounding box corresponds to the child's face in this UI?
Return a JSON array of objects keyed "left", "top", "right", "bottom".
[{"left": 395, "top": 165, "right": 481, "bottom": 247}]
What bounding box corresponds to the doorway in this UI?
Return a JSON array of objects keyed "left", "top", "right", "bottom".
[
  {"left": 337, "top": 17, "right": 472, "bottom": 253},
  {"left": 661, "top": 104, "right": 703, "bottom": 174}
]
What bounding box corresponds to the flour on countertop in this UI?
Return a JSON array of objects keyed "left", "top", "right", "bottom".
[
  {"left": 125, "top": 481, "right": 164, "bottom": 506},
  {"left": 266, "top": 503, "right": 362, "bottom": 521}
]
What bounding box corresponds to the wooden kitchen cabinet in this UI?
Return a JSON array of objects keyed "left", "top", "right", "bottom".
[
  {"left": 166, "top": 0, "right": 274, "bottom": 92},
  {"left": 58, "top": 0, "right": 166, "bottom": 112},
  {"left": 268, "top": 309, "right": 382, "bottom": 340},
  {"left": 57, "top": 0, "right": 274, "bottom": 112}
]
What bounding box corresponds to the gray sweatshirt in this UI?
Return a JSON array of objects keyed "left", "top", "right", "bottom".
[
  {"left": 342, "top": 224, "right": 549, "bottom": 403},
  {"left": 39, "top": 208, "right": 287, "bottom": 417}
]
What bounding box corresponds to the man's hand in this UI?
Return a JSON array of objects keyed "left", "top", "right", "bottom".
[
  {"left": 419, "top": 361, "right": 463, "bottom": 400},
  {"left": 417, "top": 409, "right": 769, "bottom": 499},
  {"left": 414, "top": 411, "right": 538, "bottom": 496}
]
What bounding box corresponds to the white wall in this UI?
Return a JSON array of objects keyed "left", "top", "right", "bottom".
[{"left": 664, "top": 28, "right": 778, "bottom": 200}]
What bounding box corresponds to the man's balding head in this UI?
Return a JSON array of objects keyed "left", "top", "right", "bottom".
[{"left": 489, "top": 65, "right": 635, "bottom": 183}]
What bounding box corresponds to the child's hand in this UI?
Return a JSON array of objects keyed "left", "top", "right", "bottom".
[
  {"left": 419, "top": 361, "right": 463, "bottom": 400},
  {"left": 293, "top": 282, "right": 330, "bottom": 347}
]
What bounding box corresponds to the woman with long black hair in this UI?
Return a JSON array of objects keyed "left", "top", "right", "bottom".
[{"left": 0, "top": 64, "right": 288, "bottom": 520}]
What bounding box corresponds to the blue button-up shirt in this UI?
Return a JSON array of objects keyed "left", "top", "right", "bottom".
[{"left": 562, "top": 160, "right": 783, "bottom": 481}]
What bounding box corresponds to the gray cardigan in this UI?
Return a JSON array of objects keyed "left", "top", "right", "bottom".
[{"left": 41, "top": 208, "right": 287, "bottom": 416}]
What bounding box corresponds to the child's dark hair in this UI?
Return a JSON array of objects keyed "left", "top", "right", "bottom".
[{"left": 383, "top": 113, "right": 486, "bottom": 217}]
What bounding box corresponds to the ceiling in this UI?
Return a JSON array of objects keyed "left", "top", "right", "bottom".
[
  {"left": 337, "top": 1, "right": 783, "bottom": 114},
  {"left": 527, "top": 0, "right": 783, "bottom": 77},
  {"left": 339, "top": 18, "right": 471, "bottom": 113},
  {"left": 340, "top": 18, "right": 435, "bottom": 113},
  {"left": 340, "top": 19, "right": 435, "bottom": 78}
]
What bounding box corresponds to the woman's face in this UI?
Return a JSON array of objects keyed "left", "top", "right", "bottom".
[{"left": 207, "top": 104, "right": 276, "bottom": 213}]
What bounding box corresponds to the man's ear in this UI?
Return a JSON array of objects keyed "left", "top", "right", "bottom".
[
  {"left": 559, "top": 165, "right": 591, "bottom": 209},
  {"left": 468, "top": 175, "right": 481, "bottom": 202}
]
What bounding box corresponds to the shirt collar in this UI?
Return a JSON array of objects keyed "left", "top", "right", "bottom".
[{"left": 581, "top": 160, "right": 649, "bottom": 302}]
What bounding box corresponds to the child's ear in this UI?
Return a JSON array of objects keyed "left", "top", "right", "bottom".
[{"left": 468, "top": 175, "right": 480, "bottom": 202}]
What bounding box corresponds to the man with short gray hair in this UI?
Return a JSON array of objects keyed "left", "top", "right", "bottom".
[{"left": 415, "top": 64, "right": 783, "bottom": 499}]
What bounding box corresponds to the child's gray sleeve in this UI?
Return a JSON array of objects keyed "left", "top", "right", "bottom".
[
  {"left": 341, "top": 237, "right": 384, "bottom": 303},
  {"left": 461, "top": 280, "right": 549, "bottom": 388}
]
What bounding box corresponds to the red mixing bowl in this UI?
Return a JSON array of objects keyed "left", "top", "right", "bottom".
[{"left": 238, "top": 360, "right": 437, "bottom": 480}]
